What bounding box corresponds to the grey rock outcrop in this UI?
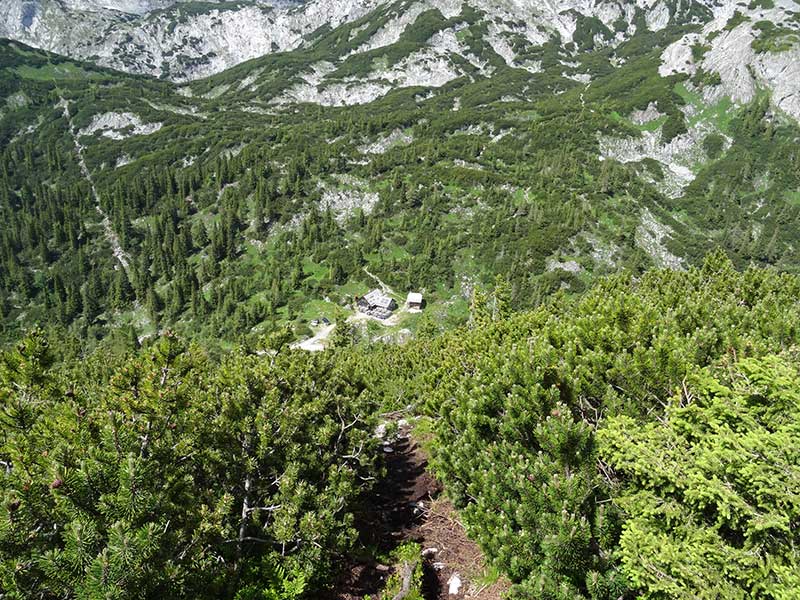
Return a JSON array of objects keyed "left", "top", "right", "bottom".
[{"left": 659, "top": 0, "right": 800, "bottom": 120}]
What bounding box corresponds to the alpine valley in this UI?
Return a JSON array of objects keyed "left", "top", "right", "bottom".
[
  {"left": 1, "top": 1, "right": 800, "bottom": 599},
  {"left": 2, "top": 0, "right": 799, "bottom": 346}
]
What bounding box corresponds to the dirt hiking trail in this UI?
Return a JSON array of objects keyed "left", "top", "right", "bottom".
[{"left": 332, "top": 424, "right": 508, "bottom": 600}]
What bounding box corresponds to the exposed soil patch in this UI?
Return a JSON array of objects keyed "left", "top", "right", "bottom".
[
  {"left": 418, "top": 500, "right": 508, "bottom": 599},
  {"left": 331, "top": 427, "right": 508, "bottom": 600}
]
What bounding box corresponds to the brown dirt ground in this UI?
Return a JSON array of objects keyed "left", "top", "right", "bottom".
[{"left": 330, "top": 427, "right": 509, "bottom": 600}]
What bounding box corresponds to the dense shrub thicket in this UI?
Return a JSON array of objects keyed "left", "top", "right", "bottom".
[
  {"left": 407, "top": 253, "right": 800, "bottom": 598},
  {"left": 0, "top": 332, "right": 380, "bottom": 599},
  {"left": 600, "top": 355, "right": 800, "bottom": 598}
]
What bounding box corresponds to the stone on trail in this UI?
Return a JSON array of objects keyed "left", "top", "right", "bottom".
[{"left": 447, "top": 572, "right": 462, "bottom": 595}]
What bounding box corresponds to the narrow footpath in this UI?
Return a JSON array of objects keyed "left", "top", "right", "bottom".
[
  {"left": 59, "top": 95, "right": 132, "bottom": 274},
  {"left": 333, "top": 424, "right": 508, "bottom": 600}
]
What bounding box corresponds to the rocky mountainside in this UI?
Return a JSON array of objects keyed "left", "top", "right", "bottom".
[
  {"left": 3, "top": 0, "right": 799, "bottom": 119},
  {"left": 660, "top": 0, "right": 800, "bottom": 119},
  {"left": 1, "top": 0, "right": 370, "bottom": 80},
  {"left": 1, "top": 10, "right": 800, "bottom": 598}
]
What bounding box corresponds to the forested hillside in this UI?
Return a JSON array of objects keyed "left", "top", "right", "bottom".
[
  {"left": 1, "top": 256, "right": 799, "bottom": 599},
  {"left": 1, "top": 5, "right": 800, "bottom": 349}
]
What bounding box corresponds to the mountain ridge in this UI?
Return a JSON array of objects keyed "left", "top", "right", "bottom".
[
  {"left": 0, "top": 0, "right": 719, "bottom": 83},
  {"left": 3, "top": 0, "right": 799, "bottom": 125}
]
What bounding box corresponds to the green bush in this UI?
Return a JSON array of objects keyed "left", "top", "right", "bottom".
[
  {"left": 600, "top": 355, "right": 800, "bottom": 598},
  {"left": 0, "top": 333, "right": 381, "bottom": 598},
  {"left": 661, "top": 112, "right": 687, "bottom": 142},
  {"left": 703, "top": 132, "right": 725, "bottom": 159},
  {"left": 423, "top": 254, "right": 800, "bottom": 598}
]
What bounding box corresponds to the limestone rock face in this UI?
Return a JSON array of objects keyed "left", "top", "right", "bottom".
[
  {"left": 76, "top": 0, "right": 181, "bottom": 12},
  {"left": 0, "top": 0, "right": 727, "bottom": 82},
  {"left": 0, "top": 0, "right": 373, "bottom": 81},
  {"left": 659, "top": 0, "right": 800, "bottom": 120},
  {"left": 2, "top": 0, "right": 799, "bottom": 124}
]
